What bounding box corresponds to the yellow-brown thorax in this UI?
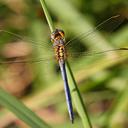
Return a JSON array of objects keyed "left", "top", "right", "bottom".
[{"left": 51, "top": 29, "right": 67, "bottom": 63}]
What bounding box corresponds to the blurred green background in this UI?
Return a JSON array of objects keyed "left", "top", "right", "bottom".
[{"left": 0, "top": 0, "right": 128, "bottom": 128}]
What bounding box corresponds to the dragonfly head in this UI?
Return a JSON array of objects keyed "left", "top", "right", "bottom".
[{"left": 51, "top": 29, "right": 65, "bottom": 45}]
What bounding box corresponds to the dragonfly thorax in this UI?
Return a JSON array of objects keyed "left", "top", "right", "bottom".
[{"left": 51, "top": 29, "right": 65, "bottom": 46}]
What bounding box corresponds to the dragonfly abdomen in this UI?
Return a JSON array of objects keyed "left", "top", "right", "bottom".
[{"left": 54, "top": 45, "right": 67, "bottom": 62}]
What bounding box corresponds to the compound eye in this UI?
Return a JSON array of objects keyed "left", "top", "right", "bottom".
[{"left": 58, "top": 30, "right": 65, "bottom": 38}]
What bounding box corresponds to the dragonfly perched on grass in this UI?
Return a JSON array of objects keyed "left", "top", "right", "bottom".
[{"left": 0, "top": 15, "right": 128, "bottom": 123}]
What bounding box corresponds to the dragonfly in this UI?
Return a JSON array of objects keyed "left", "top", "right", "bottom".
[
  {"left": 50, "top": 28, "right": 128, "bottom": 123},
  {"left": 0, "top": 15, "right": 128, "bottom": 123}
]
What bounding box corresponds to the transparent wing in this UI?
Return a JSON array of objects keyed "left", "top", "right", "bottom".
[
  {"left": 0, "top": 29, "right": 54, "bottom": 64},
  {"left": 0, "top": 29, "right": 57, "bottom": 85},
  {"left": 67, "top": 48, "right": 128, "bottom": 79},
  {"left": 0, "top": 29, "right": 52, "bottom": 48},
  {"left": 0, "top": 30, "right": 57, "bottom": 87},
  {"left": 65, "top": 15, "right": 123, "bottom": 45},
  {"left": 64, "top": 15, "right": 128, "bottom": 62},
  {"left": 65, "top": 15, "right": 126, "bottom": 51},
  {"left": 68, "top": 48, "right": 128, "bottom": 59}
]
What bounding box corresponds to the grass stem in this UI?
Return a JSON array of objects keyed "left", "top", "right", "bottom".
[{"left": 39, "top": 0, "right": 55, "bottom": 32}]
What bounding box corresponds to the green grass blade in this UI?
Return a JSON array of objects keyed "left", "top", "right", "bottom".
[
  {"left": 100, "top": 85, "right": 128, "bottom": 128},
  {"left": 39, "top": 0, "right": 55, "bottom": 32},
  {"left": 0, "top": 87, "right": 51, "bottom": 128}
]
